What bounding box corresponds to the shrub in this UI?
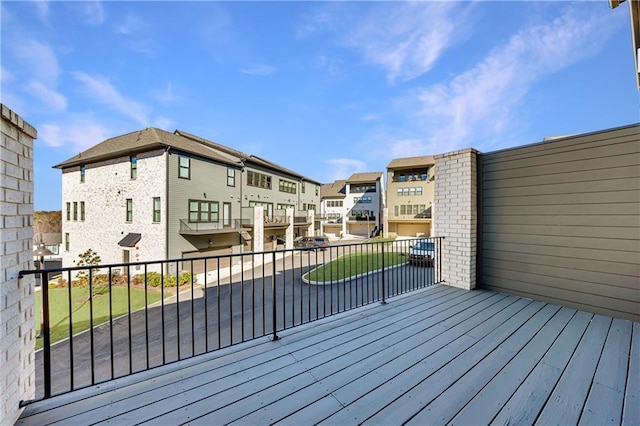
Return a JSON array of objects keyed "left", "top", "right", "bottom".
[{"left": 144, "top": 271, "right": 195, "bottom": 288}]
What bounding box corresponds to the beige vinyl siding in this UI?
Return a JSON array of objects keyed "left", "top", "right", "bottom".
[
  {"left": 167, "top": 151, "right": 240, "bottom": 259},
  {"left": 478, "top": 124, "right": 640, "bottom": 322}
]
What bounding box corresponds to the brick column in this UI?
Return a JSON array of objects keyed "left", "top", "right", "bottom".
[
  {"left": 1, "top": 104, "right": 37, "bottom": 424},
  {"left": 433, "top": 148, "right": 479, "bottom": 290}
]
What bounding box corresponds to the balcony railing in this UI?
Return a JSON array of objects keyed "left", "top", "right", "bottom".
[
  {"left": 179, "top": 219, "right": 246, "bottom": 232},
  {"left": 20, "top": 238, "right": 443, "bottom": 403}
]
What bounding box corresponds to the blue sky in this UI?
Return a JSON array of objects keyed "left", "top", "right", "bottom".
[{"left": 1, "top": 1, "right": 638, "bottom": 211}]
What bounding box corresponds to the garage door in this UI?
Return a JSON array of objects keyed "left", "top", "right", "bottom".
[{"left": 478, "top": 124, "right": 640, "bottom": 322}]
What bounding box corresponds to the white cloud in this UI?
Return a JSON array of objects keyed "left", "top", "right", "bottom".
[
  {"left": 35, "top": 1, "right": 50, "bottom": 25},
  {"left": 344, "top": 2, "right": 463, "bottom": 84},
  {"left": 115, "top": 11, "right": 140, "bottom": 35},
  {"left": 361, "top": 114, "right": 380, "bottom": 122},
  {"left": 153, "top": 116, "right": 175, "bottom": 131},
  {"left": 72, "top": 71, "right": 150, "bottom": 126},
  {"left": 0, "top": 66, "right": 14, "bottom": 83},
  {"left": 25, "top": 81, "right": 67, "bottom": 112},
  {"left": 39, "top": 120, "right": 110, "bottom": 152},
  {"left": 81, "top": 1, "right": 105, "bottom": 26},
  {"left": 12, "top": 39, "right": 60, "bottom": 85},
  {"left": 240, "top": 65, "right": 277, "bottom": 76},
  {"left": 153, "top": 82, "right": 178, "bottom": 104},
  {"left": 414, "top": 5, "right": 621, "bottom": 152},
  {"left": 323, "top": 158, "right": 366, "bottom": 182}
]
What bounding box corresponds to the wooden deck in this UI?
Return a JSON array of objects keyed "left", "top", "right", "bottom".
[{"left": 17, "top": 285, "right": 639, "bottom": 425}]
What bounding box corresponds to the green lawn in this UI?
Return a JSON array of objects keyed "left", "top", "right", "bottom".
[
  {"left": 35, "top": 284, "right": 164, "bottom": 350},
  {"left": 306, "top": 251, "right": 407, "bottom": 282}
]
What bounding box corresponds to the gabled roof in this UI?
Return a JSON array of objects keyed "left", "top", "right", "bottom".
[
  {"left": 54, "top": 128, "right": 241, "bottom": 169},
  {"left": 387, "top": 155, "right": 435, "bottom": 170},
  {"left": 320, "top": 180, "right": 346, "bottom": 199},
  {"left": 175, "top": 130, "right": 322, "bottom": 185},
  {"left": 346, "top": 172, "right": 383, "bottom": 183}
]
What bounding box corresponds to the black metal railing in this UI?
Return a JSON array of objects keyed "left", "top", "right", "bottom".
[{"left": 19, "top": 237, "right": 443, "bottom": 402}]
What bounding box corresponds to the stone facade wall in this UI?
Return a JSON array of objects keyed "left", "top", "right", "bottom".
[
  {"left": 0, "top": 104, "right": 36, "bottom": 424},
  {"left": 433, "top": 148, "right": 479, "bottom": 290},
  {"left": 61, "top": 149, "right": 167, "bottom": 268}
]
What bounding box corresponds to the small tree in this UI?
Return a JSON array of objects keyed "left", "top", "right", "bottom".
[{"left": 76, "top": 249, "right": 102, "bottom": 285}]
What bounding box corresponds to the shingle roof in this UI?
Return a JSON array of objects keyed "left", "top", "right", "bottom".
[
  {"left": 176, "top": 130, "right": 322, "bottom": 185},
  {"left": 54, "top": 128, "right": 241, "bottom": 169},
  {"left": 320, "top": 180, "right": 346, "bottom": 198},
  {"left": 346, "top": 172, "right": 383, "bottom": 183},
  {"left": 387, "top": 155, "right": 435, "bottom": 170}
]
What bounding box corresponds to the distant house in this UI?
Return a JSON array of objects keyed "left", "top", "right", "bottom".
[
  {"left": 320, "top": 172, "right": 385, "bottom": 238},
  {"left": 55, "top": 128, "right": 321, "bottom": 267},
  {"left": 33, "top": 232, "right": 62, "bottom": 269},
  {"left": 319, "top": 180, "right": 346, "bottom": 238},
  {"left": 385, "top": 155, "right": 435, "bottom": 238}
]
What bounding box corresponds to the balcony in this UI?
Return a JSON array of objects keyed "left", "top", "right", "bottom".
[
  {"left": 18, "top": 283, "right": 637, "bottom": 424},
  {"left": 347, "top": 215, "right": 376, "bottom": 222},
  {"left": 179, "top": 219, "right": 246, "bottom": 235}
]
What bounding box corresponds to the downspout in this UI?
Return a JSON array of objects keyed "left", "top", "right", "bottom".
[{"left": 165, "top": 147, "right": 170, "bottom": 260}]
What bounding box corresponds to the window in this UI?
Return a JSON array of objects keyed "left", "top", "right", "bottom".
[
  {"left": 80, "top": 165, "right": 86, "bottom": 183},
  {"left": 397, "top": 186, "right": 423, "bottom": 196},
  {"left": 227, "top": 167, "right": 235, "bottom": 187},
  {"left": 249, "top": 201, "right": 273, "bottom": 219},
  {"left": 301, "top": 182, "right": 306, "bottom": 193},
  {"left": 277, "top": 203, "right": 295, "bottom": 210},
  {"left": 307, "top": 204, "right": 316, "bottom": 211},
  {"left": 395, "top": 204, "right": 426, "bottom": 216},
  {"left": 188, "top": 200, "right": 219, "bottom": 222},
  {"left": 66, "top": 202, "right": 70, "bottom": 221},
  {"left": 130, "top": 156, "right": 137, "bottom": 179},
  {"left": 65, "top": 233, "right": 69, "bottom": 252},
  {"left": 354, "top": 196, "right": 372, "bottom": 204},
  {"left": 178, "top": 155, "right": 190, "bottom": 179},
  {"left": 153, "top": 197, "right": 161, "bottom": 222},
  {"left": 279, "top": 179, "right": 296, "bottom": 194},
  {"left": 246, "top": 171, "right": 272, "bottom": 189},
  {"left": 351, "top": 184, "right": 376, "bottom": 193},
  {"left": 327, "top": 213, "right": 341, "bottom": 221},
  {"left": 80, "top": 202, "right": 85, "bottom": 221},
  {"left": 73, "top": 202, "right": 78, "bottom": 221},
  {"left": 126, "top": 199, "right": 133, "bottom": 222},
  {"left": 350, "top": 210, "right": 373, "bottom": 220},
  {"left": 327, "top": 200, "right": 343, "bottom": 207}
]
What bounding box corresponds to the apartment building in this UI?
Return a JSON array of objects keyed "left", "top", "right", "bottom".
[
  {"left": 319, "top": 180, "right": 346, "bottom": 238},
  {"left": 55, "top": 127, "right": 320, "bottom": 266},
  {"left": 385, "top": 155, "right": 435, "bottom": 238},
  {"left": 320, "top": 172, "right": 385, "bottom": 238}
]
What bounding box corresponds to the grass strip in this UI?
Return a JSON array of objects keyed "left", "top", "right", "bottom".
[
  {"left": 307, "top": 251, "right": 407, "bottom": 282},
  {"left": 35, "top": 285, "right": 164, "bottom": 350}
]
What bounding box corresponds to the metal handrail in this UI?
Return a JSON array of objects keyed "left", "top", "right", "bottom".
[{"left": 20, "top": 237, "right": 444, "bottom": 403}]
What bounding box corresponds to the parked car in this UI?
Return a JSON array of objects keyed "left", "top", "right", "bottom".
[
  {"left": 409, "top": 240, "right": 435, "bottom": 267},
  {"left": 294, "top": 236, "right": 330, "bottom": 250}
]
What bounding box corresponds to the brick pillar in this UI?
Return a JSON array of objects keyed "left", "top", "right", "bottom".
[
  {"left": 433, "top": 148, "right": 479, "bottom": 290},
  {"left": 1, "top": 104, "right": 37, "bottom": 424}
]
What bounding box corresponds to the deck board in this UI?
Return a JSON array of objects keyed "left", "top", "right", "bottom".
[{"left": 16, "top": 285, "right": 639, "bottom": 426}]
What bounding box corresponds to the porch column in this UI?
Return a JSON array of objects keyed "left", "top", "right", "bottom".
[
  {"left": 433, "top": 148, "right": 479, "bottom": 290},
  {"left": 306, "top": 210, "right": 314, "bottom": 236},
  {"left": 253, "top": 207, "right": 264, "bottom": 253},
  {"left": 0, "top": 104, "right": 37, "bottom": 424},
  {"left": 285, "top": 208, "right": 294, "bottom": 247}
]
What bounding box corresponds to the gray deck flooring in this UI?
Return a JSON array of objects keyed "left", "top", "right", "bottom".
[{"left": 17, "top": 285, "right": 640, "bottom": 425}]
